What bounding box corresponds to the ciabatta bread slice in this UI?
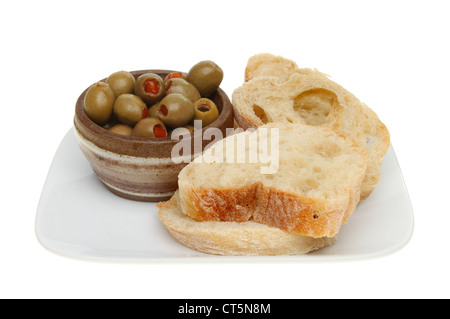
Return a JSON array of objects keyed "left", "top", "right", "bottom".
[
  {"left": 233, "top": 53, "right": 390, "bottom": 199},
  {"left": 177, "top": 123, "right": 367, "bottom": 238},
  {"left": 244, "top": 52, "right": 319, "bottom": 82},
  {"left": 157, "top": 191, "right": 336, "bottom": 256}
]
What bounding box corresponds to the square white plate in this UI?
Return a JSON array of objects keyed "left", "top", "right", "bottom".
[{"left": 35, "top": 128, "right": 414, "bottom": 263}]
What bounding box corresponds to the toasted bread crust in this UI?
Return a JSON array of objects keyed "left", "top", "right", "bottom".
[
  {"left": 157, "top": 192, "right": 337, "bottom": 256},
  {"left": 179, "top": 182, "right": 358, "bottom": 238}
]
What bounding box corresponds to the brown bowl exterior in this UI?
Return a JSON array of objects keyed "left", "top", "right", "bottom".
[{"left": 74, "top": 69, "right": 234, "bottom": 202}]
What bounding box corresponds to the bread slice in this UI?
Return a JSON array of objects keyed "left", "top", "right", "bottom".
[
  {"left": 157, "top": 191, "right": 337, "bottom": 256},
  {"left": 233, "top": 53, "right": 390, "bottom": 199},
  {"left": 244, "top": 52, "right": 319, "bottom": 82},
  {"left": 177, "top": 123, "right": 367, "bottom": 238}
]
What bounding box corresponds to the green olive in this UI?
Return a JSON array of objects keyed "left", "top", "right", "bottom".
[
  {"left": 194, "top": 98, "right": 219, "bottom": 127},
  {"left": 106, "top": 71, "right": 136, "bottom": 97},
  {"left": 187, "top": 60, "right": 223, "bottom": 97},
  {"left": 108, "top": 123, "right": 133, "bottom": 136},
  {"left": 163, "top": 71, "right": 188, "bottom": 86},
  {"left": 148, "top": 102, "right": 161, "bottom": 119},
  {"left": 165, "top": 78, "right": 201, "bottom": 103},
  {"left": 133, "top": 117, "right": 167, "bottom": 138},
  {"left": 157, "top": 93, "right": 195, "bottom": 128},
  {"left": 135, "top": 73, "right": 165, "bottom": 104},
  {"left": 113, "top": 94, "right": 148, "bottom": 126},
  {"left": 84, "top": 82, "right": 115, "bottom": 125}
]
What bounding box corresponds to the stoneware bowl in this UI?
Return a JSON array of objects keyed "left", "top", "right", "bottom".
[{"left": 74, "top": 69, "right": 234, "bottom": 202}]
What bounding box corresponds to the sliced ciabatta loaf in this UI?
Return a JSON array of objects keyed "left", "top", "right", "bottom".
[
  {"left": 157, "top": 191, "right": 336, "bottom": 256},
  {"left": 233, "top": 53, "right": 390, "bottom": 199},
  {"left": 177, "top": 123, "right": 367, "bottom": 238}
]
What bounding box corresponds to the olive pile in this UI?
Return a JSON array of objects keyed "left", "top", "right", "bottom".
[{"left": 83, "top": 60, "right": 224, "bottom": 138}]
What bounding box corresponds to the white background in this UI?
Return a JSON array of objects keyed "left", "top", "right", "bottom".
[{"left": 1, "top": 0, "right": 449, "bottom": 299}]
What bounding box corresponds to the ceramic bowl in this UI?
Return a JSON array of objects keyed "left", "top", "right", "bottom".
[{"left": 74, "top": 69, "right": 234, "bottom": 202}]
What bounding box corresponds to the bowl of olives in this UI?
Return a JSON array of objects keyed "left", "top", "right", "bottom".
[{"left": 74, "top": 62, "right": 234, "bottom": 202}]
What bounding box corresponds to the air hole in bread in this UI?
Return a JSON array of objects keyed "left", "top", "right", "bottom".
[
  {"left": 253, "top": 104, "right": 269, "bottom": 124},
  {"left": 314, "top": 141, "right": 341, "bottom": 158},
  {"left": 293, "top": 88, "right": 339, "bottom": 126},
  {"left": 301, "top": 178, "right": 320, "bottom": 192}
]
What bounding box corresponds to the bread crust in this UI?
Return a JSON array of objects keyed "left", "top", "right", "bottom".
[
  {"left": 179, "top": 182, "right": 358, "bottom": 238},
  {"left": 157, "top": 192, "right": 337, "bottom": 256},
  {"left": 245, "top": 53, "right": 300, "bottom": 82},
  {"left": 233, "top": 53, "right": 390, "bottom": 199},
  {"left": 232, "top": 101, "right": 260, "bottom": 130},
  {"left": 177, "top": 123, "right": 367, "bottom": 238}
]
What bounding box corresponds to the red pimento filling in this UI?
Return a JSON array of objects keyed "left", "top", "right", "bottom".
[
  {"left": 159, "top": 104, "right": 168, "bottom": 116},
  {"left": 168, "top": 72, "right": 182, "bottom": 79},
  {"left": 153, "top": 125, "right": 167, "bottom": 138},
  {"left": 144, "top": 79, "right": 160, "bottom": 95},
  {"left": 142, "top": 107, "right": 149, "bottom": 119}
]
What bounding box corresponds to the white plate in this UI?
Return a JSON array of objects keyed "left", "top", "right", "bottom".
[{"left": 35, "top": 128, "right": 414, "bottom": 263}]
